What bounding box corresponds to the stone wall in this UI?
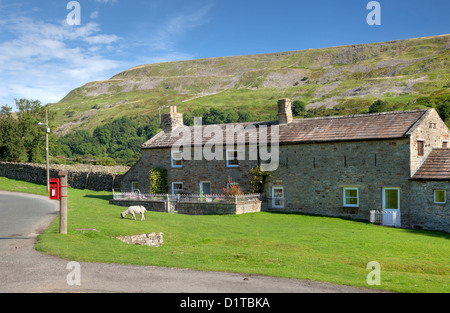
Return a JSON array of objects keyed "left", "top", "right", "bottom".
[
  {"left": 110, "top": 198, "right": 261, "bottom": 215},
  {"left": 262, "top": 138, "right": 450, "bottom": 232},
  {"left": 409, "top": 180, "right": 450, "bottom": 232},
  {"left": 177, "top": 200, "right": 261, "bottom": 215},
  {"left": 0, "top": 162, "right": 129, "bottom": 191},
  {"left": 264, "top": 138, "right": 413, "bottom": 223},
  {"left": 109, "top": 199, "right": 168, "bottom": 212}
]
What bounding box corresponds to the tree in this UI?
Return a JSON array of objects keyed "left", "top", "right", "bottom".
[
  {"left": 238, "top": 111, "right": 253, "bottom": 122},
  {"left": 93, "top": 127, "right": 111, "bottom": 146},
  {"left": 0, "top": 105, "right": 27, "bottom": 161},
  {"left": 292, "top": 100, "right": 307, "bottom": 116},
  {"left": 436, "top": 101, "right": 450, "bottom": 122},
  {"left": 0, "top": 99, "right": 50, "bottom": 163},
  {"left": 368, "top": 99, "right": 387, "bottom": 113},
  {"left": 223, "top": 109, "right": 239, "bottom": 123}
]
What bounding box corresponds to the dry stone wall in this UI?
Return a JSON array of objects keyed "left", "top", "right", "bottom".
[{"left": 0, "top": 162, "right": 129, "bottom": 191}]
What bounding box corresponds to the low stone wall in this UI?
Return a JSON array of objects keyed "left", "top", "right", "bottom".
[
  {"left": 110, "top": 198, "right": 261, "bottom": 215},
  {"left": 109, "top": 199, "right": 168, "bottom": 212},
  {"left": 176, "top": 201, "right": 261, "bottom": 215},
  {"left": 0, "top": 162, "right": 129, "bottom": 191}
]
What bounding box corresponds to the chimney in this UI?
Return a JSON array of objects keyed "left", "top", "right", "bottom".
[
  {"left": 278, "top": 98, "right": 293, "bottom": 125},
  {"left": 161, "top": 106, "right": 184, "bottom": 132}
]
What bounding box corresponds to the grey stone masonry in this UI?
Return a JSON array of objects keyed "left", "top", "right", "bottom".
[
  {"left": 263, "top": 139, "right": 410, "bottom": 217},
  {"left": 278, "top": 98, "right": 293, "bottom": 125},
  {"left": 0, "top": 162, "right": 127, "bottom": 191},
  {"left": 122, "top": 147, "right": 257, "bottom": 195},
  {"left": 161, "top": 106, "right": 184, "bottom": 133}
]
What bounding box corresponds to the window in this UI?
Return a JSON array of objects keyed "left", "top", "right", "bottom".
[
  {"left": 200, "top": 181, "right": 211, "bottom": 195},
  {"left": 434, "top": 190, "right": 446, "bottom": 204},
  {"left": 272, "top": 187, "right": 284, "bottom": 208},
  {"left": 343, "top": 187, "right": 359, "bottom": 207},
  {"left": 226, "top": 150, "right": 239, "bottom": 167},
  {"left": 171, "top": 150, "right": 183, "bottom": 168},
  {"left": 417, "top": 140, "right": 424, "bottom": 156},
  {"left": 172, "top": 182, "right": 183, "bottom": 195},
  {"left": 131, "top": 181, "right": 139, "bottom": 193},
  {"left": 443, "top": 141, "right": 448, "bottom": 148}
]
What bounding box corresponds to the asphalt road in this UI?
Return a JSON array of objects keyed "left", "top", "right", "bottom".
[{"left": 0, "top": 191, "right": 380, "bottom": 294}]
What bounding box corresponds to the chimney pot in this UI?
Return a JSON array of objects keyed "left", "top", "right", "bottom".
[
  {"left": 161, "top": 106, "right": 183, "bottom": 132},
  {"left": 278, "top": 98, "right": 293, "bottom": 125}
]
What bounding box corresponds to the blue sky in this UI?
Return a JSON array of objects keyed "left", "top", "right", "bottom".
[{"left": 0, "top": 0, "right": 448, "bottom": 107}]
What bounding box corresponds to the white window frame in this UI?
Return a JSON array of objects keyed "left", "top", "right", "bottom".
[
  {"left": 343, "top": 187, "right": 359, "bottom": 208},
  {"left": 199, "top": 181, "right": 211, "bottom": 195},
  {"left": 171, "top": 150, "right": 183, "bottom": 168},
  {"left": 434, "top": 190, "right": 446, "bottom": 204},
  {"left": 272, "top": 186, "right": 284, "bottom": 208},
  {"left": 172, "top": 182, "right": 184, "bottom": 195},
  {"left": 226, "top": 150, "right": 239, "bottom": 168},
  {"left": 131, "top": 181, "right": 139, "bottom": 193}
]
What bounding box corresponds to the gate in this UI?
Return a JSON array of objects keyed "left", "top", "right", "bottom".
[{"left": 370, "top": 210, "right": 401, "bottom": 227}]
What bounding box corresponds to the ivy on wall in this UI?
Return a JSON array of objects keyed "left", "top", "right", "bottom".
[
  {"left": 249, "top": 166, "right": 273, "bottom": 194},
  {"left": 149, "top": 168, "right": 168, "bottom": 194}
]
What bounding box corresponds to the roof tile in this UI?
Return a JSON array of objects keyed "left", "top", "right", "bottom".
[
  {"left": 412, "top": 148, "right": 450, "bottom": 180},
  {"left": 143, "top": 109, "right": 429, "bottom": 149}
]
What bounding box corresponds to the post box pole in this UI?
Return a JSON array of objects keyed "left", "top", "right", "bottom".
[{"left": 59, "top": 171, "right": 68, "bottom": 235}]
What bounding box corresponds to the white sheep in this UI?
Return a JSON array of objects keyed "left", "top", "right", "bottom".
[{"left": 121, "top": 205, "right": 147, "bottom": 221}]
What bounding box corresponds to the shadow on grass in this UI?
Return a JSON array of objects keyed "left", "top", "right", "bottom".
[
  {"left": 267, "top": 210, "right": 450, "bottom": 239},
  {"left": 402, "top": 227, "right": 450, "bottom": 239},
  {"left": 267, "top": 210, "right": 371, "bottom": 223},
  {"left": 83, "top": 194, "right": 113, "bottom": 201}
]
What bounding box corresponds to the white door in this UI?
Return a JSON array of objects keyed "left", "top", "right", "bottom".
[{"left": 382, "top": 188, "right": 401, "bottom": 227}]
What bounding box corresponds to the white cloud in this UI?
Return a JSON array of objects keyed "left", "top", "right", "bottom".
[
  {"left": 150, "top": 5, "right": 212, "bottom": 51},
  {"left": 0, "top": 16, "right": 124, "bottom": 106},
  {"left": 90, "top": 11, "right": 99, "bottom": 19},
  {"left": 0, "top": 3, "right": 214, "bottom": 108}
]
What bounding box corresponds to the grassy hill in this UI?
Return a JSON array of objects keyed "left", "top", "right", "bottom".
[{"left": 49, "top": 34, "right": 450, "bottom": 135}]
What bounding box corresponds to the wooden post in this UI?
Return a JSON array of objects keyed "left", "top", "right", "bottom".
[
  {"left": 45, "top": 109, "right": 50, "bottom": 192},
  {"left": 59, "top": 171, "right": 68, "bottom": 235}
]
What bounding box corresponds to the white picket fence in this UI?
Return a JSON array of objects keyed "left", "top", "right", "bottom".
[
  {"left": 112, "top": 190, "right": 260, "bottom": 204},
  {"left": 370, "top": 210, "right": 401, "bottom": 227}
]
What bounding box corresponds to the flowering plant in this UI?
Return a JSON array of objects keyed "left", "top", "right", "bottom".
[{"left": 223, "top": 181, "right": 243, "bottom": 196}]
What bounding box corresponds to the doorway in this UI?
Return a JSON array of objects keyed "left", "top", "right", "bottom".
[{"left": 382, "top": 187, "right": 401, "bottom": 227}]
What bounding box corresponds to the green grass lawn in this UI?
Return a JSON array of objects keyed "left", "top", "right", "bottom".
[{"left": 1, "top": 177, "right": 449, "bottom": 293}]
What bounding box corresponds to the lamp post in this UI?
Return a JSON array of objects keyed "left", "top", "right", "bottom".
[{"left": 38, "top": 109, "right": 50, "bottom": 192}]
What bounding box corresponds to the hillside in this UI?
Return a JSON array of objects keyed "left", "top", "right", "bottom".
[{"left": 49, "top": 34, "right": 450, "bottom": 135}]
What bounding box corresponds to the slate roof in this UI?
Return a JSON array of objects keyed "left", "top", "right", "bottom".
[
  {"left": 142, "top": 109, "right": 429, "bottom": 149},
  {"left": 412, "top": 148, "right": 450, "bottom": 181}
]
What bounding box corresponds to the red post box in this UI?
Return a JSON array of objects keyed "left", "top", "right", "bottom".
[{"left": 50, "top": 178, "right": 60, "bottom": 200}]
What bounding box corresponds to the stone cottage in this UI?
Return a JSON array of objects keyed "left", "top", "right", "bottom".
[{"left": 121, "top": 100, "right": 450, "bottom": 232}]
